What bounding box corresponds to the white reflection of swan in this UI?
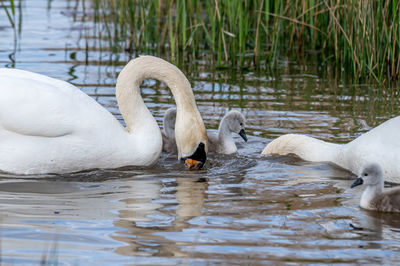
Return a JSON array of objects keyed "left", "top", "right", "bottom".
[{"left": 113, "top": 176, "right": 207, "bottom": 258}]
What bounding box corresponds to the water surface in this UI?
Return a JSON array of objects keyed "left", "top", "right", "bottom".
[{"left": 1, "top": 1, "right": 400, "bottom": 264}]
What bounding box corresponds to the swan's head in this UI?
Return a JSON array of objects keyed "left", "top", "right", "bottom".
[
  {"left": 223, "top": 110, "right": 247, "bottom": 142},
  {"left": 182, "top": 142, "right": 207, "bottom": 169},
  {"left": 162, "top": 107, "right": 207, "bottom": 169},
  {"left": 175, "top": 109, "right": 208, "bottom": 170},
  {"left": 351, "top": 162, "right": 384, "bottom": 188}
]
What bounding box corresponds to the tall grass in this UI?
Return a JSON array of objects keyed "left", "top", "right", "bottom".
[
  {"left": 91, "top": 0, "right": 400, "bottom": 82},
  {"left": 1, "top": 0, "right": 15, "bottom": 28},
  {"left": 1, "top": 0, "right": 22, "bottom": 65}
]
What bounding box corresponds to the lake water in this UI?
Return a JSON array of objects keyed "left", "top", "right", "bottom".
[{"left": 1, "top": 0, "right": 400, "bottom": 264}]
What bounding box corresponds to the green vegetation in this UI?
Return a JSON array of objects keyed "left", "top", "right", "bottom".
[
  {"left": 1, "top": 0, "right": 15, "bottom": 28},
  {"left": 90, "top": 0, "right": 400, "bottom": 82},
  {"left": 1, "top": 0, "right": 22, "bottom": 57}
]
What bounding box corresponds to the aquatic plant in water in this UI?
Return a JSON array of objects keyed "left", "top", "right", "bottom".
[
  {"left": 1, "top": 0, "right": 15, "bottom": 28},
  {"left": 86, "top": 0, "right": 400, "bottom": 83}
]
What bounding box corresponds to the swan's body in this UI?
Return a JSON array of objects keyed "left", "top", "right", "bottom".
[
  {"left": 0, "top": 56, "right": 207, "bottom": 175},
  {"left": 351, "top": 162, "right": 400, "bottom": 212},
  {"left": 262, "top": 116, "right": 400, "bottom": 183},
  {"left": 162, "top": 108, "right": 247, "bottom": 154}
]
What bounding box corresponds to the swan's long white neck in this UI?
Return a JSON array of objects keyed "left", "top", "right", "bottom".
[
  {"left": 116, "top": 56, "right": 207, "bottom": 159},
  {"left": 262, "top": 134, "right": 343, "bottom": 165}
]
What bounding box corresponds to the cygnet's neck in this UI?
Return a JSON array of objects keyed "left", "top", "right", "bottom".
[
  {"left": 263, "top": 134, "right": 343, "bottom": 164},
  {"left": 163, "top": 110, "right": 176, "bottom": 141},
  {"left": 360, "top": 182, "right": 384, "bottom": 210},
  {"left": 217, "top": 116, "right": 236, "bottom": 152},
  {"left": 164, "top": 124, "right": 175, "bottom": 141}
]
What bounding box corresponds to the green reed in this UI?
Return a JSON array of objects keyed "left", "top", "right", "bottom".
[
  {"left": 1, "top": 0, "right": 22, "bottom": 65},
  {"left": 90, "top": 0, "right": 400, "bottom": 83},
  {"left": 1, "top": 0, "right": 15, "bottom": 28}
]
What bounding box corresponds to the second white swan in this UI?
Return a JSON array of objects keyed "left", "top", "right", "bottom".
[{"left": 262, "top": 116, "right": 400, "bottom": 183}]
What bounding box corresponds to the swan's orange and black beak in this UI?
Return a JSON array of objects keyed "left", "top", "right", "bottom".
[{"left": 182, "top": 142, "right": 206, "bottom": 170}]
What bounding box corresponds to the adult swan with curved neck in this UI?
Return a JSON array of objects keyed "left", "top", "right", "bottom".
[
  {"left": 262, "top": 116, "right": 400, "bottom": 183},
  {"left": 0, "top": 56, "right": 208, "bottom": 175}
]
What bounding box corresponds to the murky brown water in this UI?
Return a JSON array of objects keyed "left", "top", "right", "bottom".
[{"left": 1, "top": 0, "right": 400, "bottom": 264}]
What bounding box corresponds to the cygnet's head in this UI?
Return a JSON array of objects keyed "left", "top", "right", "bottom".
[
  {"left": 222, "top": 110, "right": 248, "bottom": 142},
  {"left": 351, "top": 162, "right": 384, "bottom": 188},
  {"left": 163, "top": 107, "right": 177, "bottom": 138}
]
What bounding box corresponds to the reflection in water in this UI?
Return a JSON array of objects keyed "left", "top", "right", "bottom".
[
  {"left": 117, "top": 179, "right": 162, "bottom": 223},
  {"left": 175, "top": 177, "right": 207, "bottom": 218},
  {"left": 113, "top": 176, "right": 208, "bottom": 259},
  {"left": 1, "top": 0, "right": 400, "bottom": 264}
]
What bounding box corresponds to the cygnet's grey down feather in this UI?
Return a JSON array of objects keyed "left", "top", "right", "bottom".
[
  {"left": 162, "top": 108, "right": 247, "bottom": 154},
  {"left": 162, "top": 108, "right": 177, "bottom": 153},
  {"left": 351, "top": 162, "right": 400, "bottom": 212},
  {"left": 207, "top": 110, "right": 247, "bottom": 154}
]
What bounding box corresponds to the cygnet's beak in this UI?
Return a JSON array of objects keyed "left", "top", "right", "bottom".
[
  {"left": 238, "top": 129, "right": 248, "bottom": 142},
  {"left": 183, "top": 142, "right": 206, "bottom": 170},
  {"left": 351, "top": 177, "right": 364, "bottom": 188}
]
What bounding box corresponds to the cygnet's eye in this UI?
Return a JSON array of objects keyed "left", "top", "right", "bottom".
[
  {"left": 240, "top": 123, "right": 243, "bottom": 126},
  {"left": 364, "top": 173, "right": 368, "bottom": 176}
]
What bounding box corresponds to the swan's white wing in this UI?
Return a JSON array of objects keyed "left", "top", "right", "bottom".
[
  {"left": 0, "top": 68, "right": 129, "bottom": 174},
  {"left": 345, "top": 116, "right": 400, "bottom": 181},
  {"left": 0, "top": 68, "right": 108, "bottom": 137},
  {"left": 347, "top": 116, "right": 400, "bottom": 153}
]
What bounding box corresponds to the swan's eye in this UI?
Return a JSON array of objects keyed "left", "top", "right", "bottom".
[
  {"left": 240, "top": 123, "right": 243, "bottom": 126},
  {"left": 364, "top": 173, "right": 368, "bottom": 176}
]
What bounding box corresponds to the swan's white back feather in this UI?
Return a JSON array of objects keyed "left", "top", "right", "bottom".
[
  {"left": 0, "top": 68, "right": 118, "bottom": 137},
  {"left": 0, "top": 68, "right": 158, "bottom": 174},
  {"left": 343, "top": 116, "right": 400, "bottom": 182}
]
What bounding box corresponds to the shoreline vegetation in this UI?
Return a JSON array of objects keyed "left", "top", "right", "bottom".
[
  {"left": 2, "top": 0, "right": 400, "bottom": 83},
  {"left": 90, "top": 0, "right": 400, "bottom": 83}
]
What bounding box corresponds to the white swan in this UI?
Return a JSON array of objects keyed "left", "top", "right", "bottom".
[
  {"left": 162, "top": 108, "right": 247, "bottom": 154},
  {"left": 351, "top": 162, "right": 400, "bottom": 212},
  {"left": 262, "top": 116, "right": 400, "bottom": 183},
  {"left": 0, "top": 56, "right": 208, "bottom": 175}
]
